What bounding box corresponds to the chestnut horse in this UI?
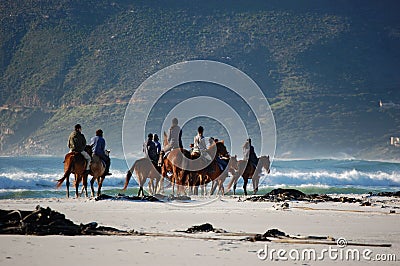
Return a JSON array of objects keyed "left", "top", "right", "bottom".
[
  {"left": 188, "top": 141, "right": 231, "bottom": 195},
  {"left": 89, "top": 150, "right": 110, "bottom": 197},
  {"left": 161, "top": 148, "right": 191, "bottom": 195},
  {"left": 123, "top": 158, "right": 162, "bottom": 197},
  {"left": 57, "top": 145, "right": 91, "bottom": 198},
  {"left": 227, "top": 155, "right": 271, "bottom": 196},
  {"left": 159, "top": 131, "right": 191, "bottom": 195}
]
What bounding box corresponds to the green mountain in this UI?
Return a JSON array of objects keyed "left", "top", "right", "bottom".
[{"left": 1, "top": 0, "right": 400, "bottom": 160}]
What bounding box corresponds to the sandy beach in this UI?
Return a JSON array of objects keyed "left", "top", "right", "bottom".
[{"left": 0, "top": 195, "right": 399, "bottom": 265}]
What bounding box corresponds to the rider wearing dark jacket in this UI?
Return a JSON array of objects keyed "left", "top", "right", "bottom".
[
  {"left": 68, "top": 124, "right": 91, "bottom": 174},
  {"left": 244, "top": 138, "right": 259, "bottom": 169},
  {"left": 144, "top": 133, "right": 158, "bottom": 165}
]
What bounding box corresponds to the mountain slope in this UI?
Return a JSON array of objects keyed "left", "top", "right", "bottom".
[{"left": 1, "top": 0, "right": 400, "bottom": 160}]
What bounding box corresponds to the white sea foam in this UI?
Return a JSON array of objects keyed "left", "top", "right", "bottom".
[{"left": 1, "top": 158, "right": 399, "bottom": 193}]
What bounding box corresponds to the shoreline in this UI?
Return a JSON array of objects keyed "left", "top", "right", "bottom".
[{"left": 1, "top": 195, "right": 399, "bottom": 265}]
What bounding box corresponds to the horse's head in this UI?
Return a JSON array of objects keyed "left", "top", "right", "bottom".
[
  {"left": 259, "top": 155, "right": 271, "bottom": 174},
  {"left": 228, "top": 155, "right": 238, "bottom": 172}
]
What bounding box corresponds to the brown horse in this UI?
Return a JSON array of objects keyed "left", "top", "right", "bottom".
[
  {"left": 56, "top": 145, "right": 91, "bottom": 198},
  {"left": 210, "top": 155, "right": 238, "bottom": 196},
  {"left": 89, "top": 150, "right": 110, "bottom": 197},
  {"left": 161, "top": 148, "right": 191, "bottom": 195},
  {"left": 227, "top": 155, "right": 271, "bottom": 196},
  {"left": 189, "top": 141, "right": 231, "bottom": 195},
  {"left": 123, "top": 158, "right": 162, "bottom": 197},
  {"left": 159, "top": 131, "right": 191, "bottom": 195}
]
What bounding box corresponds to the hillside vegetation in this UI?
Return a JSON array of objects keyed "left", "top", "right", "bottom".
[{"left": 1, "top": 0, "right": 400, "bottom": 159}]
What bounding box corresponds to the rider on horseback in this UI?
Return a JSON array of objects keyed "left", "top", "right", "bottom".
[
  {"left": 90, "top": 129, "right": 111, "bottom": 176},
  {"left": 192, "top": 126, "right": 208, "bottom": 159},
  {"left": 165, "top": 118, "right": 183, "bottom": 151},
  {"left": 192, "top": 126, "right": 214, "bottom": 174},
  {"left": 144, "top": 133, "right": 158, "bottom": 167},
  {"left": 158, "top": 118, "right": 183, "bottom": 166},
  {"left": 68, "top": 124, "right": 91, "bottom": 175},
  {"left": 243, "top": 138, "right": 259, "bottom": 169}
]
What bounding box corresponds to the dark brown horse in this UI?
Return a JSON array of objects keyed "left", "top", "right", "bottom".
[
  {"left": 57, "top": 145, "right": 91, "bottom": 198},
  {"left": 210, "top": 155, "right": 238, "bottom": 196},
  {"left": 123, "top": 157, "right": 162, "bottom": 197},
  {"left": 227, "top": 155, "right": 271, "bottom": 196},
  {"left": 188, "top": 141, "right": 231, "bottom": 195}
]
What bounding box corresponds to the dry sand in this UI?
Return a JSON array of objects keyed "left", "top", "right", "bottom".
[{"left": 0, "top": 195, "right": 399, "bottom": 265}]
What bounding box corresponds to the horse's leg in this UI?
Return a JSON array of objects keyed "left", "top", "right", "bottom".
[
  {"left": 90, "top": 176, "right": 96, "bottom": 198},
  {"left": 97, "top": 176, "right": 105, "bottom": 196},
  {"left": 82, "top": 174, "right": 88, "bottom": 197},
  {"left": 65, "top": 175, "right": 70, "bottom": 198},
  {"left": 149, "top": 178, "right": 154, "bottom": 195},
  {"left": 159, "top": 176, "right": 164, "bottom": 194},
  {"left": 243, "top": 178, "right": 248, "bottom": 196},
  {"left": 201, "top": 178, "right": 207, "bottom": 196},
  {"left": 138, "top": 173, "right": 143, "bottom": 197},
  {"left": 253, "top": 176, "right": 259, "bottom": 195},
  {"left": 171, "top": 168, "right": 176, "bottom": 196},
  {"left": 171, "top": 175, "right": 175, "bottom": 196},
  {"left": 154, "top": 177, "right": 160, "bottom": 195},
  {"left": 210, "top": 180, "right": 215, "bottom": 195},
  {"left": 74, "top": 174, "right": 82, "bottom": 198},
  {"left": 193, "top": 174, "right": 199, "bottom": 195}
]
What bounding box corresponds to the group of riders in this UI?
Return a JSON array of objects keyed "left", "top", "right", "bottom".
[
  {"left": 67, "top": 124, "right": 111, "bottom": 176},
  {"left": 144, "top": 118, "right": 259, "bottom": 174},
  {"left": 67, "top": 118, "right": 259, "bottom": 180}
]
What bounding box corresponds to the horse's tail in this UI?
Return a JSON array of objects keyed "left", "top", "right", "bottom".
[
  {"left": 57, "top": 154, "right": 74, "bottom": 188},
  {"left": 123, "top": 161, "right": 136, "bottom": 190}
]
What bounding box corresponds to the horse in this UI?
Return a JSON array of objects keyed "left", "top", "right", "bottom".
[
  {"left": 89, "top": 150, "right": 110, "bottom": 197},
  {"left": 159, "top": 131, "right": 191, "bottom": 195},
  {"left": 123, "top": 158, "right": 162, "bottom": 197},
  {"left": 188, "top": 141, "right": 231, "bottom": 196},
  {"left": 56, "top": 145, "right": 91, "bottom": 198},
  {"left": 209, "top": 155, "right": 238, "bottom": 196},
  {"left": 227, "top": 155, "right": 271, "bottom": 196},
  {"left": 161, "top": 148, "right": 191, "bottom": 195}
]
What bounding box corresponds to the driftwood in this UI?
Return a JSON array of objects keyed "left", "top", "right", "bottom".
[
  {"left": 94, "top": 193, "right": 191, "bottom": 202},
  {"left": 0, "top": 205, "right": 136, "bottom": 236},
  {"left": 176, "top": 223, "right": 227, "bottom": 234},
  {"left": 173, "top": 224, "right": 391, "bottom": 247}
]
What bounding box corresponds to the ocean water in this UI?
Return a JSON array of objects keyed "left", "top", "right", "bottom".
[{"left": 0, "top": 156, "right": 399, "bottom": 199}]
